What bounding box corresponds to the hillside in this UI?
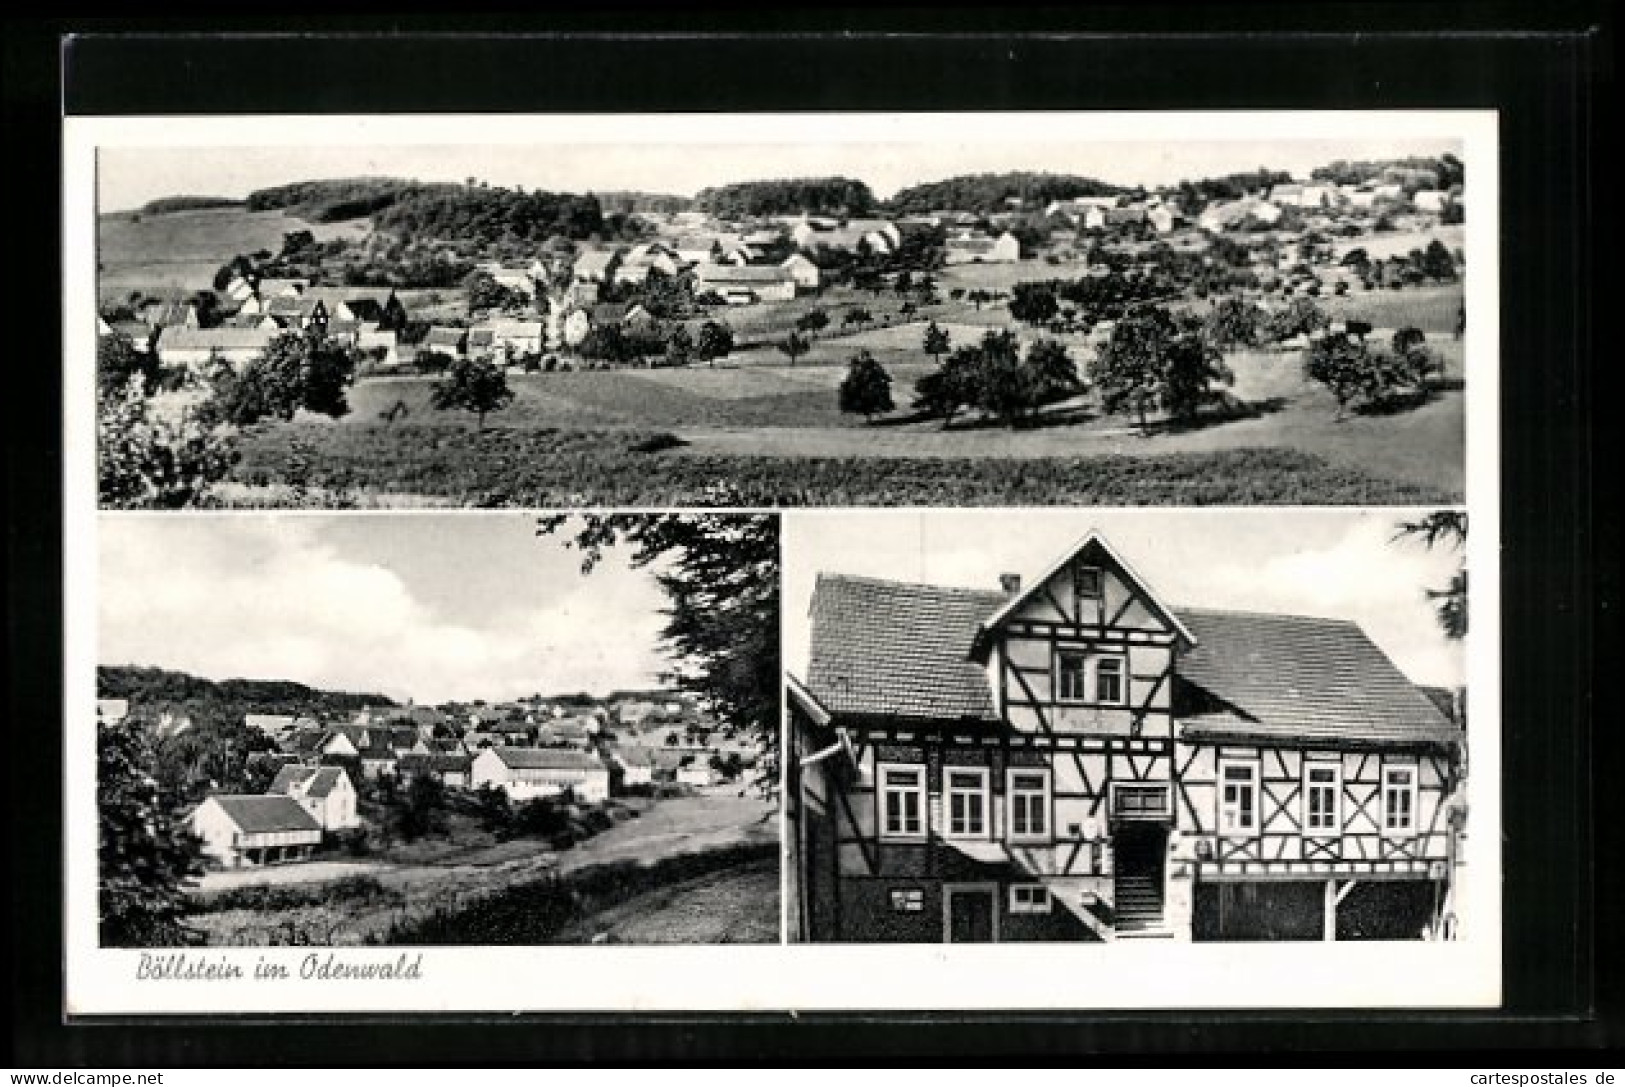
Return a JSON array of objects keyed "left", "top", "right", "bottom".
[
  {"left": 97, "top": 205, "right": 370, "bottom": 298},
  {"left": 886, "top": 171, "right": 1124, "bottom": 214},
  {"left": 693, "top": 177, "right": 876, "bottom": 218},
  {"left": 98, "top": 664, "right": 395, "bottom": 716}
]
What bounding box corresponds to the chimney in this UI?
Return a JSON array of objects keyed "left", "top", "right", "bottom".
[{"left": 1000, "top": 573, "right": 1022, "bottom": 596}]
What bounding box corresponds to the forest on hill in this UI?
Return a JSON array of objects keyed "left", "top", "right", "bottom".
[
  {"left": 98, "top": 664, "right": 395, "bottom": 717},
  {"left": 593, "top": 190, "right": 694, "bottom": 215},
  {"left": 693, "top": 177, "right": 877, "bottom": 218},
  {"left": 137, "top": 195, "right": 246, "bottom": 215},
  {"left": 885, "top": 171, "right": 1125, "bottom": 214}
]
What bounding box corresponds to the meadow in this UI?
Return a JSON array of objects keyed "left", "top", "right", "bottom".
[
  {"left": 97, "top": 206, "right": 370, "bottom": 299},
  {"left": 227, "top": 422, "right": 1453, "bottom": 508}
]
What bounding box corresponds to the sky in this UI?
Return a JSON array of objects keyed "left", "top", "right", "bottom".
[
  {"left": 98, "top": 514, "right": 673, "bottom": 704},
  {"left": 97, "top": 134, "right": 1462, "bottom": 213},
  {"left": 783, "top": 509, "right": 1465, "bottom": 689}
]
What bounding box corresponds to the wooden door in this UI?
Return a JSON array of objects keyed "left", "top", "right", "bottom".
[{"left": 946, "top": 887, "right": 997, "bottom": 943}]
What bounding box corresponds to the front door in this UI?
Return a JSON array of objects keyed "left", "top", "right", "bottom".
[{"left": 944, "top": 885, "right": 997, "bottom": 943}]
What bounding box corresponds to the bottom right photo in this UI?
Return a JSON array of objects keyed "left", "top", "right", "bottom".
[{"left": 784, "top": 508, "right": 1470, "bottom": 945}]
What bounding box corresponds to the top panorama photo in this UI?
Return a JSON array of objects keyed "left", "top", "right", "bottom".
[{"left": 93, "top": 125, "right": 1470, "bottom": 509}]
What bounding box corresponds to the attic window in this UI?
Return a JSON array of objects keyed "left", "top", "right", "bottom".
[{"left": 1075, "top": 565, "right": 1104, "bottom": 605}]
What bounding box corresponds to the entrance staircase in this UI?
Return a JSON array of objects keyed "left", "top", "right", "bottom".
[{"left": 1114, "top": 872, "right": 1173, "bottom": 939}]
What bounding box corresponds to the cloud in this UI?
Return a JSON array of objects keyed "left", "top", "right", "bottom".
[{"left": 98, "top": 517, "right": 670, "bottom": 703}]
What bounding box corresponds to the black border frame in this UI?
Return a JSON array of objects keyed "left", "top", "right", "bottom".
[{"left": 8, "top": 12, "right": 1616, "bottom": 1063}]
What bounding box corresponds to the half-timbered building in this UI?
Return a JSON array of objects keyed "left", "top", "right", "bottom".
[{"left": 790, "top": 531, "right": 1463, "bottom": 943}]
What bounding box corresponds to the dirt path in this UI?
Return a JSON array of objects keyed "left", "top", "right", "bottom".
[{"left": 549, "top": 858, "right": 780, "bottom": 944}]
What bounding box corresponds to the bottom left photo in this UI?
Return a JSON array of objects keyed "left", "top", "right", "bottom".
[{"left": 92, "top": 511, "right": 781, "bottom": 948}]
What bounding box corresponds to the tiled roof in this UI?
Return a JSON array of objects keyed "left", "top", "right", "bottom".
[
  {"left": 807, "top": 574, "right": 1005, "bottom": 723},
  {"left": 695, "top": 264, "right": 794, "bottom": 284},
  {"left": 207, "top": 794, "right": 322, "bottom": 834},
  {"left": 155, "top": 327, "right": 279, "bottom": 352},
  {"left": 487, "top": 747, "right": 606, "bottom": 772},
  {"left": 806, "top": 572, "right": 1456, "bottom": 746},
  {"left": 1173, "top": 608, "right": 1459, "bottom": 747}
]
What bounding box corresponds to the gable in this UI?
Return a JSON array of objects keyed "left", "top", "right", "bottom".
[{"left": 977, "top": 532, "right": 1194, "bottom": 653}]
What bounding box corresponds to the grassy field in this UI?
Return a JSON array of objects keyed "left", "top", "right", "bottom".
[
  {"left": 549, "top": 857, "right": 780, "bottom": 944},
  {"left": 185, "top": 794, "right": 775, "bottom": 945},
  {"left": 1332, "top": 225, "right": 1465, "bottom": 263},
  {"left": 97, "top": 206, "right": 370, "bottom": 299},
  {"left": 226, "top": 421, "right": 1455, "bottom": 507}
]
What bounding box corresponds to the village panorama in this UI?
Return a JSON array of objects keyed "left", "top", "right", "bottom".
[
  {"left": 94, "top": 514, "right": 781, "bottom": 948},
  {"left": 96, "top": 145, "right": 1467, "bottom": 508}
]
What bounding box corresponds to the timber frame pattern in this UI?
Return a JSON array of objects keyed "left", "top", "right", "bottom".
[{"left": 787, "top": 531, "right": 1464, "bottom": 944}]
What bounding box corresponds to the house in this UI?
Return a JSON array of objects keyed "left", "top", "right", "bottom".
[
  {"left": 693, "top": 264, "right": 797, "bottom": 304},
  {"left": 244, "top": 714, "right": 297, "bottom": 739},
  {"left": 612, "top": 746, "right": 656, "bottom": 788},
  {"left": 789, "top": 531, "right": 1462, "bottom": 944},
  {"left": 793, "top": 219, "right": 901, "bottom": 256},
  {"left": 1412, "top": 190, "right": 1453, "bottom": 214},
  {"left": 588, "top": 302, "right": 655, "bottom": 331},
  {"left": 943, "top": 231, "right": 1021, "bottom": 266},
  {"left": 1198, "top": 198, "right": 1283, "bottom": 232},
  {"left": 780, "top": 252, "right": 821, "bottom": 291},
  {"left": 1147, "top": 206, "right": 1180, "bottom": 234},
  {"left": 267, "top": 765, "right": 361, "bottom": 830},
  {"left": 301, "top": 287, "right": 407, "bottom": 332},
  {"left": 395, "top": 753, "right": 474, "bottom": 789},
  {"left": 357, "top": 330, "right": 401, "bottom": 367},
  {"left": 140, "top": 298, "right": 203, "bottom": 330},
  {"left": 187, "top": 795, "right": 323, "bottom": 868},
  {"left": 423, "top": 326, "right": 468, "bottom": 357},
  {"left": 469, "top": 747, "right": 611, "bottom": 802},
  {"left": 154, "top": 326, "right": 279, "bottom": 369},
  {"left": 571, "top": 250, "right": 618, "bottom": 284}
]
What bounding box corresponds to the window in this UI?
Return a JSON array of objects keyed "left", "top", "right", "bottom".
[
  {"left": 1382, "top": 764, "right": 1417, "bottom": 835},
  {"left": 1303, "top": 763, "right": 1341, "bottom": 834},
  {"left": 1009, "top": 884, "right": 1052, "bottom": 914},
  {"left": 879, "top": 764, "right": 925, "bottom": 839},
  {"left": 1113, "top": 783, "right": 1170, "bottom": 819},
  {"left": 1095, "top": 656, "right": 1125, "bottom": 705},
  {"left": 1054, "top": 649, "right": 1128, "bottom": 705},
  {"left": 1074, "top": 565, "right": 1104, "bottom": 606},
  {"left": 1219, "top": 760, "right": 1259, "bottom": 835},
  {"left": 889, "top": 888, "right": 924, "bottom": 912},
  {"left": 945, "top": 767, "right": 989, "bottom": 838},
  {"left": 1007, "top": 769, "right": 1051, "bottom": 842},
  {"left": 1057, "top": 651, "right": 1088, "bottom": 702}
]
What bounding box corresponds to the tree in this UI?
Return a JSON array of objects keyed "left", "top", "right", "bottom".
[
  {"left": 536, "top": 514, "right": 780, "bottom": 794},
  {"left": 695, "top": 320, "right": 735, "bottom": 364},
  {"left": 1421, "top": 238, "right": 1458, "bottom": 282},
  {"left": 98, "top": 371, "right": 240, "bottom": 510},
  {"left": 395, "top": 772, "right": 447, "bottom": 841},
  {"left": 473, "top": 783, "right": 513, "bottom": 834},
  {"left": 1394, "top": 511, "right": 1468, "bottom": 639},
  {"left": 777, "top": 330, "right": 811, "bottom": 367},
  {"left": 216, "top": 332, "right": 357, "bottom": 426},
  {"left": 1265, "top": 296, "right": 1330, "bottom": 343},
  {"left": 663, "top": 323, "right": 694, "bottom": 368},
  {"left": 1008, "top": 283, "right": 1060, "bottom": 326},
  {"left": 1303, "top": 330, "right": 1435, "bottom": 419},
  {"left": 99, "top": 715, "right": 204, "bottom": 946},
  {"left": 431, "top": 357, "right": 515, "bottom": 429},
  {"left": 1089, "top": 307, "right": 1231, "bottom": 433},
  {"left": 97, "top": 331, "right": 160, "bottom": 397},
  {"left": 795, "top": 309, "right": 830, "bottom": 336},
  {"left": 1202, "top": 296, "right": 1264, "bottom": 350},
  {"left": 922, "top": 320, "right": 951, "bottom": 363},
  {"left": 838, "top": 350, "right": 895, "bottom": 421},
  {"left": 911, "top": 349, "right": 979, "bottom": 429},
  {"left": 842, "top": 307, "right": 873, "bottom": 329}
]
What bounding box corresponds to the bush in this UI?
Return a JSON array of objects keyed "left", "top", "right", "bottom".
[{"left": 1304, "top": 331, "right": 1438, "bottom": 418}]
